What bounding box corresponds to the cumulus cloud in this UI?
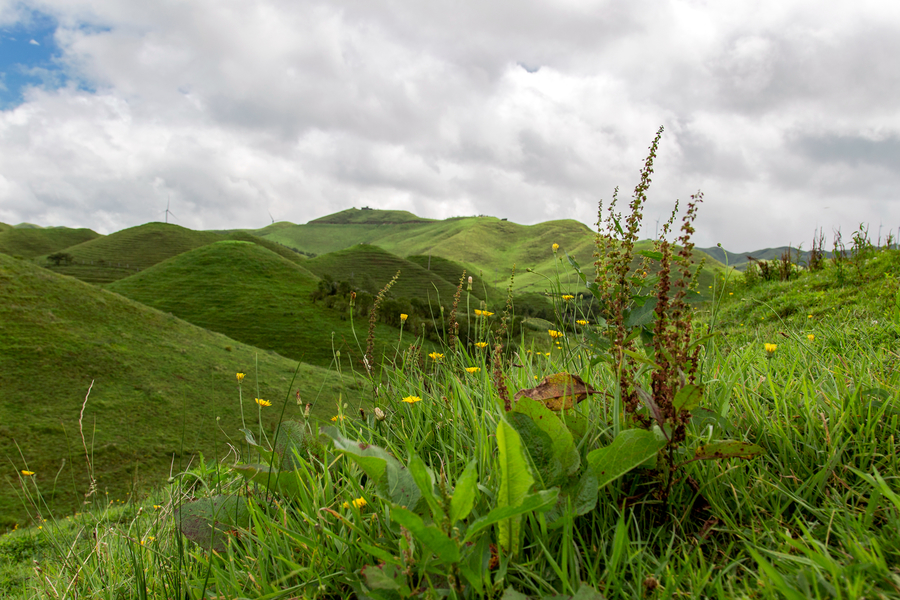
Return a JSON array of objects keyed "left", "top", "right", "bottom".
[{"left": 0, "top": 0, "right": 898, "bottom": 251}]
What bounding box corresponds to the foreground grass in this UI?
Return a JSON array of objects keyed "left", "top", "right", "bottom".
[{"left": 3, "top": 248, "right": 899, "bottom": 599}]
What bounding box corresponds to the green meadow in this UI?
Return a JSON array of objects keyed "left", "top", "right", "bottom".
[{"left": 2, "top": 156, "right": 899, "bottom": 598}]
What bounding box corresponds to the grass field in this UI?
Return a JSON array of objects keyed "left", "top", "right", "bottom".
[
  {"left": 106, "top": 241, "right": 410, "bottom": 370},
  {"left": 257, "top": 209, "right": 727, "bottom": 295},
  {"left": 0, "top": 253, "right": 367, "bottom": 529},
  {"left": 3, "top": 240, "right": 899, "bottom": 598},
  {"left": 0, "top": 227, "right": 101, "bottom": 259}
]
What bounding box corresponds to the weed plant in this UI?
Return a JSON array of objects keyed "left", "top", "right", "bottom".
[{"left": 4, "top": 132, "right": 900, "bottom": 599}]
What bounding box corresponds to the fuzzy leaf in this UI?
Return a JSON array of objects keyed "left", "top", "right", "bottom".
[
  {"left": 232, "top": 463, "right": 302, "bottom": 499},
  {"left": 509, "top": 397, "right": 580, "bottom": 485}
]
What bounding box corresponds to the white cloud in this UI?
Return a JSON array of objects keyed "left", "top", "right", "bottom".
[{"left": 0, "top": 0, "right": 898, "bottom": 252}]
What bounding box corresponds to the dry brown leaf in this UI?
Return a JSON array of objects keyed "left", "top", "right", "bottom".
[{"left": 513, "top": 372, "right": 598, "bottom": 411}]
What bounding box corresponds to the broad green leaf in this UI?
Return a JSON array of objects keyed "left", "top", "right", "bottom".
[
  {"left": 587, "top": 429, "right": 667, "bottom": 490},
  {"left": 361, "top": 562, "right": 410, "bottom": 595},
  {"left": 322, "top": 427, "right": 421, "bottom": 509},
  {"left": 637, "top": 249, "right": 664, "bottom": 261},
  {"left": 510, "top": 397, "right": 580, "bottom": 483},
  {"left": 694, "top": 441, "right": 764, "bottom": 461},
  {"left": 689, "top": 408, "right": 733, "bottom": 435},
  {"left": 673, "top": 383, "right": 704, "bottom": 411},
  {"left": 407, "top": 454, "right": 444, "bottom": 521},
  {"left": 495, "top": 419, "right": 534, "bottom": 554},
  {"left": 624, "top": 298, "right": 657, "bottom": 328},
  {"left": 450, "top": 460, "right": 478, "bottom": 524},
  {"left": 570, "top": 584, "right": 606, "bottom": 600},
  {"left": 464, "top": 489, "right": 559, "bottom": 543},
  {"left": 273, "top": 420, "right": 315, "bottom": 469},
  {"left": 175, "top": 495, "right": 250, "bottom": 552},
  {"left": 232, "top": 463, "right": 302, "bottom": 500},
  {"left": 545, "top": 470, "right": 598, "bottom": 528},
  {"left": 506, "top": 412, "right": 556, "bottom": 489},
  {"left": 390, "top": 506, "right": 460, "bottom": 563},
  {"left": 501, "top": 588, "right": 530, "bottom": 600}
]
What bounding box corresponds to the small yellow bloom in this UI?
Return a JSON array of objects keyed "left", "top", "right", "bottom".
[
  {"left": 429, "top": 352, "right": 444, "bottom": 360},
  {"left": 153, "top": 505, "right": 162, "bottom": 510},
  {"left": 400, "top": 313, "right": 408, "bottom": 322},
  {"left": 807, "top": 334, "right": 815, "bottom": 342},
  {"left": 402, "top": 396, "right": 422, "bottom": 404},
  {"left": 474, "top": 309, "right": 494, "bottom": 317},
  {"left": 764, "top": 343, "right": 777, "bottom": 355},
  {"left": 474, "top": 342, "right": 488, "bottom": 349},
  {"left": 808, "top": 314, "right": 813, "bottom": 319},
  {"left": 561, "top": 294, "right": 574, "bottom": 302},
  {"left": 465, "top": 367, "right": 480, "bottom": 374},
  {"left": 552, "top": 243, "right": 559, "bottom": 253},
  {"left": 21, "top": 470, "right": 35, "bottom": 476},
  {"left": 331, "top": 415, "right": 345, "bottom": 422},
  {"left": 342, "top": 497, "right": 367, "bottom": 510},
  {"left": 548, "top": 330, "right": 563, "bottom": 339},
  {"left": 728, "top": 292, "right": 733, "bottom": 296},
  {"left": 576, "top": 319, "right": 589, "bottom": 326},
  {"left": 236, "top": 373, "right": 245, "bottom": 382},
  {"left": 255, "top": 398, "right": 272, "bottom": 407}
]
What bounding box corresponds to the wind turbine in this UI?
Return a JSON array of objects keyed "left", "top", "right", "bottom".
[
  {"left": 268, "top": 210, "right": 275, "bottom": 224},
  {"left": 162, "top": 195, "right": 177, "bottom": 224}
]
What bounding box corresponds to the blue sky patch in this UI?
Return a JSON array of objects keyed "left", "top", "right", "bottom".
[{"left": 0, "top": 10, "right": 70, "bottom": 109}]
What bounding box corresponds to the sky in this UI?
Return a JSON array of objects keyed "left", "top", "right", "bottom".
[{"left": 0, "top": 1, "right": 898, "bottom": 252}]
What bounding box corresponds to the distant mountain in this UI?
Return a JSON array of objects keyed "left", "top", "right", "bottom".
[{"left": 697, "top": 246, "right": 831, "bottom": 270}]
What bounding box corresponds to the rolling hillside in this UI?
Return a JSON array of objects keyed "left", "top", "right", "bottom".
[
  {"left": 0, "top": 222, "right": 12, "bottom": 233},
  {"left": 0, "top": 253, "right": 364, "bottom": 528},
  {"left": 0, "top": 226, "right": 101, "bottom": 259},
  {"left": 697, "top": 245, "right": 830, "bottom": 271},
  {"left": 39, "top": 222, "right": 307, "bottom": 284},
  {"left": 107, "top": 241, "right": 407, "bottom": 370},
  {"left": 258, "top": 209, "right": 727, "bottom": 294}
]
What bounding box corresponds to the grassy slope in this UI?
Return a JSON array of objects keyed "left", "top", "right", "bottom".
[
  {"left": 261, "top": 213, "right": 727, "bottom": 295},
  {"left": 303, "top": 244, "right": 464, "bottom": 303},
  {"left": 309, "top": 207, "right": 436, "bottom": 224},
  {"left": 107, "top": 241, "right": 405, "bottom": 370},
  {"left": 0, "top": 227, "right": 101, "bottom": 259},
  {"left": 0, "top": 222, "right": 11, "bottom": 233},
  {"left": 0, "top": 254, "right": 365, "bottom": 528},
  {"left": 39, "top": 222, "right": 309, "bottom": 284}
]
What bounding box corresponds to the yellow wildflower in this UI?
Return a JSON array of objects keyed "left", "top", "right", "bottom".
[
  {"left": 561, "top": 294, "right": 574, "bottom": 302},
  {"left": 474, "top": 309, "right": 494, "bottom": 317},
  {"left": 236, "top": 373, "right": 245, "bottom": 382},
  {"left": 429, "top": 352, "right": 444, "bottom": 360},
  {"left": 576, "top": 319, "right": 589, "bottom": 326},
  {"left": 331, "top": 415, "right": 345, "bottom": 422},
  {"left": 474, "top": 342, "right": 488, "bottom": 349},
  {"left": 402, "top": 396, "right": 422, "bottom": 404},
  {"left": 552, "top": 243, "right": 559, "bottom": 253},
  {"left": 255, "top": 398, "right": 272, "bottom": 407},
  {"left": 764, "top": 343, "right": 777, "bottom": 355},
  {"left": 807, "top": 334, "right": 815, "bottom": 342},
  {"left": 342, "top": 497, "right": 367, "bottom": 510},
  {"left": 548, "top": 330, "right": 563, "bottom": 339},
  {"left": 808, "top": 314, "right": 813, "bottom": 319},
  {"left": 465, "top": 367, "right": 481, "bottom": 374},
  {"left": 21, "top": 470, "right": 35, "bottom": 476},
  {"left": 400, "top": 313, "right": 408, "bottom": 322}
]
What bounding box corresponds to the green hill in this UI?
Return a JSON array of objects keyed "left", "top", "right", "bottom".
[
  {"left": 0, "top": 253, "right": 364, "bottom": 528},
  {"left": 0, "top": 222, "right": 11, "bottom": 233},
  {"left": 260, "top": 213, "right": 727, "bottom": 295},
  {"left": 39, "top": 222, "right": 308, "bottom": 284},
  {"left": 107, "top": 241, "right": 407, "bottom": 370},
  {"left": 310, "top": 207, "right": 436, "bottom": 225},
  {"left": 0, "top": 227, "right": 101, "bottom": 259},
  {"left": 303, "top": 244, "right": 464, "bottom": 304}
]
